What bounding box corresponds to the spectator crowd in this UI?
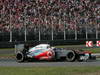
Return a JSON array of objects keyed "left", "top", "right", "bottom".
[{"left": 0, "top": 0, "right": 100, "bottom": 35}]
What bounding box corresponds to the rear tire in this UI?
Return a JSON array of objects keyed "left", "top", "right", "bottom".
[
  {"left": 66, "top": 50, "right": 76, "bottom": 62},
  {"left": 16, "top": 52, "right": 25, "bottom": 62}
]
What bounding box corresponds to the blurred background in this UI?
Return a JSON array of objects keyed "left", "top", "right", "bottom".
[{"left": 0, "top": 0, "right": 100, "bottom": 47}]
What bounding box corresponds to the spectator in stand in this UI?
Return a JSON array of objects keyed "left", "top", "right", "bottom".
[{"left": 0, "top": 0, "right": 99, "bottom": 34}]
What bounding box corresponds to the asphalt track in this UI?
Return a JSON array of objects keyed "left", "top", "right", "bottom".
[
  {"left": 0, "top": 49, "right": 14, "bottom": 54},
  {"left": 0, "top": 58, "right": 100, "bottom": 67}
]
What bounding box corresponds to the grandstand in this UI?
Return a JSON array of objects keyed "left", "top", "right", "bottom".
[{"left": 0, "top": 0, "right": 100, "bottom": 42}]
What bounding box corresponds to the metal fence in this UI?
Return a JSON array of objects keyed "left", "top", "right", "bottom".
[{"left": 0, "top": 26, "right": 100, "bottom": 42}]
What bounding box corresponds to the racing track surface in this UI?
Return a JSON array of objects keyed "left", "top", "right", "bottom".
[{"left": 0, "top": 58, "right": 100, "bottom": 67}]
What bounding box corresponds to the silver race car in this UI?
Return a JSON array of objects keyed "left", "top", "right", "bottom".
[{"left": 15, "top": 44, "right": 96, "bottom": 62}]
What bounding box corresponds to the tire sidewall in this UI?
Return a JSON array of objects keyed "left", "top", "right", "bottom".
[
  {"left": 16, "top": 51, "right": 25, "bottom": 62},
  {"left": 66, "top": 50, "right": 76, "bottom": 62}
]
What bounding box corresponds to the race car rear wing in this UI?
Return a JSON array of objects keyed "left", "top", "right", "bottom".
[{"left": 15, "top": 44, "right": 24, "bottom": 54}]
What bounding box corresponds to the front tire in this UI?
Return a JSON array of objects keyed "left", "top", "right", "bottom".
[{"left": 66, "top": 50, "right": 76, "bottom": 62}]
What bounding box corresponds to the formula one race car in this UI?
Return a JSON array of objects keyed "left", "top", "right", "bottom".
[{"left": 15, "top": 44, "right": 96, "bottom": 62}]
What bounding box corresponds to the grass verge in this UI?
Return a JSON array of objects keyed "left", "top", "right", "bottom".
[
  {"left": 0, "top": 66, "right": 100, "bottom": 75},
  {"left": 55, "top": 44, "right": 85, "bottom": 48},
  {"left": 0, "top": 48, "right": 14, "bottom": 51},
  {"left": 55, "top": 45, "right": 100, "bottom": 53},
  {"left": 0, "top": 54, "right": 15, "bottom": 58},
  {"left": 82, "top": 48, "right": 100, "bottom": 53}
]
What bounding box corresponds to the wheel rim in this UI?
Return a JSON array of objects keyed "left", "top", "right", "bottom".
[
  {"left": 16, "top": 52, "right": 24, "bottom": 62},
  {"left": 66, "top": 51, "right": 76, "bottom": 62}
]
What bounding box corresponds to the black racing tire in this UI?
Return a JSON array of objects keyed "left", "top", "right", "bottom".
[
  {"left": 16, "top": 51, "right": 25, "bottom": 62},
  {"left": 66, "top": 50, "right": 76, "bottom": 62}
]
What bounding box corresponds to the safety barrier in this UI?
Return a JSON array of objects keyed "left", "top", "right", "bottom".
[{"left": 0, "top": 39, "right": 99, "bottom": 48}]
